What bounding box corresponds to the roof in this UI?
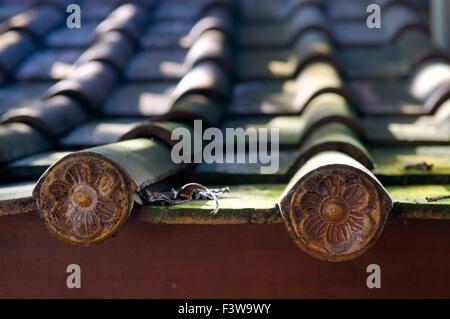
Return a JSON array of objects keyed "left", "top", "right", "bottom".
[{"left": 0, "top": 0, "right": 448, "bottom": 261}]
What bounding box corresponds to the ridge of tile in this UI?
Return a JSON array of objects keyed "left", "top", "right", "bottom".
[
  {"left": 383, "top": 3, "right": 429, "bottom": 42},
  {"left": 119, "top": 121, "right": 194, "bottom": 146},
  {"left": 182, "top": 5, "right": 235, "bottom": 46},
  {"left": 237, "top": 4, "right": 331, "bottom": 48},
  {"left": 0, "top": 95, "right": 87, "bottom": 140},
  {"left": 0, "top": 30, "right": 37, "bottom": 77},
  {"left": 156, "top": 94, "right": 224, "bottom": 127},
  {"left": 0, "top": 1, "right": 154, "bottom": 159},
  {"left": 223, "top": 92, "right": 365, "bottom": 148},
  {"left": 74, "top": 30, "right": 135, "bottom": 72},
  {"left": 94, "top": 2, "right": 149, "bottom": 43},
  {"left": 0, "top": 82, "right": 54, "bottom": 115},
  {"left": 236, "top": 29, "right": 339, "bottom": 80},
  {"left": 57, "top": 118, "right": 146, "bottom": 147},
  {"left": 363, "top": 100, "right": 450, "bottom": 145},
  {"left": 170, "top": 60, "right": 232, "bottom": 105},
  {"left": 287, "top": 122, "right": 375, "bottom": 172},
  {"left": 352, "top": 59, "right": 450, "bottom": 115},
  {"left": 0, "top": 4, "right": 64, "bottom": 40},
  {"left": 127, "top": 6, "right": 235, "bottom": 81},
  {"left": 332, "top": 3, "right": 428, "bottom": 47},
  {"left": 184, "top": 29, "right": 234, "bottom": 73},
  {"left": 229, "top": 61, "right": 354, "bottom": 115},
  {"left": 102, "top": 82, "right": 176, "bottom": 117},
  {"left": 45, "top": 60, "right": 119, "bottom": 110},
  {"left": 15, "top": 49, "right": 82, "bottom": 81},
  {"left": 0, "top": 122, "right": 51, "bottom": 164}
]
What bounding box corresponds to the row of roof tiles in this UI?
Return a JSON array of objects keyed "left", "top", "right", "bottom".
[
  {"left": 0, "top": 0, "right": 446, "bottom": 178},
  {"left": 0, "top": 0, "right": 447, "bottom": 261},
  {"left": 0, "top": 0, "right": 445, "bottom": 165}
]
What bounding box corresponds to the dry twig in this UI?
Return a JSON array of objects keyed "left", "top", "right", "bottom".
[{"left": 136, "top": 183, "right": 230, "bottom": 214}]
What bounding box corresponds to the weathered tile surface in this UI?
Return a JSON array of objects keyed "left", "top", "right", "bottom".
[
  {"left": 16, "top": 50, "right": 82, "bottom": 80},
  {"left": 45, "top": 22, "right": 99, "bottom": 48}
]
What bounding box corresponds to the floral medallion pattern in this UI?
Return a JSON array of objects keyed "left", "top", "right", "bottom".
[
  {"left": 300, "top": 174, "right": 371, "bottom": 252},
  {"left": 34, "top": 155, "right": 134, "bottom": 245},
  {"left": 279, "top": 167, "right": 391, "bottom": 261}
]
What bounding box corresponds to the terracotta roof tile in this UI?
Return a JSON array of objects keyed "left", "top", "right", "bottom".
[{"left": 171, "top": 60, "right": 231, "bottom": 103}]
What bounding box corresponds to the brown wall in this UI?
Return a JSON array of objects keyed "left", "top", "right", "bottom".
[{"left": 0, "top": 213, "right": 448, "bottom": 298}]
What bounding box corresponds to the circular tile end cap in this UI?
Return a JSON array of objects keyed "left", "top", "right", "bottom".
[
  {"left": 32, "top": 152, "right": 136, "bottom": 246},
  {"left": 279, "top": 165, "right": 392, "bottom": 262}
]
